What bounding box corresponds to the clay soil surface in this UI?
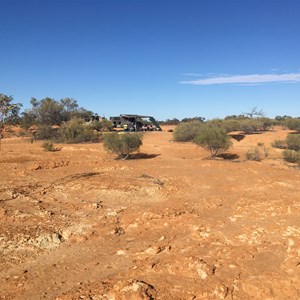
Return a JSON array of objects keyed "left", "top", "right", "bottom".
[{"left": 1, "top": 127, "right": 300, "bottom": 299}]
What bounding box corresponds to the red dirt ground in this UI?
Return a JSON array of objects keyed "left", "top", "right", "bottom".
[{"left": 0, "top": 126, "right": 300, "bottom": 299}]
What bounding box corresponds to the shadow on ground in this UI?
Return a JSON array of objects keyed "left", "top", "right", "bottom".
[
  {"left": 218, "top": 153, "right": 240, "bottom": 160},
  {"left": 130, "top": 153, "right": 161, "bottom": 159}
]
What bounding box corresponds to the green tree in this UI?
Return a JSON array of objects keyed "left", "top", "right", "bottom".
[
  {"left": 36, "top": 98, "right": 64, "bottom": 125},
  {"left": 60, "top": 98, "right": 79, "bottom": 121},
  {"left": 20, "top": 97, "right": 94, "bottom": 127},
  {"left": 0, "top": 94, "right": 22, "bottom": 149}
]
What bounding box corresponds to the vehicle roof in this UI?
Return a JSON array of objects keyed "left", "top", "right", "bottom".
[{"left": 120, "top": 114, "right": 153, "bottom": 118}]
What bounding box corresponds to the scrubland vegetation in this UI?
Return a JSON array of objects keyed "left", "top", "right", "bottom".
[
  {"left": 103, "top": 132, "right": 143, "bottom": 160},
  {"left": 1, "top": 93, "right": 300, "bottom": 164},
  {"left": 245, "top": 146, "right": 269, "bottom": 161},
  {"left": 193, "top": 126, "right": 231, "bottom": 158},
  {"left": 172, "top": 112, "right": 300, "bottom": 164},
  {"left": 272, "top": 133, "right": 300, "bottom": 164}
]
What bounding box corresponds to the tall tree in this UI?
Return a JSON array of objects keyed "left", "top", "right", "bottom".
[
  {"left": 21, "top": 97, "right": 94, "bottom": 126},
  {"left": 0, "top": 94, "right": 22, "bottom": 150}
]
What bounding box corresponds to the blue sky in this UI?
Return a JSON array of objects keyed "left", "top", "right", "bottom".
[{"left": 1, "top": 0, "right": 300, "bottom": 120}]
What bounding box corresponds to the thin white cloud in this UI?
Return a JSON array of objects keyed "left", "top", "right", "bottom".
[
  {"left": 180, "top": 73, "right": 300, "bottom": 85},
  {"left": 181, "top": 72, "right": 229, "bottom": 77},
  {"left": 181, "top": 73, "right": 204, "bottom": 76}
]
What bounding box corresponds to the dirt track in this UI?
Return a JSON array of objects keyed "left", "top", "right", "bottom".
[{"left": 1, "top": 127, "right": 300, "bottom": 299}]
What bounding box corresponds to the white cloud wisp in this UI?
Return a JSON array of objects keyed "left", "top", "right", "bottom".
[{"left": 180, "top": 73, "right": 300, "bottom": 85}]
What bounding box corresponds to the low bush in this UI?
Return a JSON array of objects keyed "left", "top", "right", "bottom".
[
  {"left": 283, "top": 150, "right": 300, "bottom": 164},
  {"left": 34, "top": 125, "right": 59, "bottom": 140},
  {"left": 259, "top": 117, "right": 273, "bottom": 131},
  {"left": 42, "top": 141, "right": 59, "bottom": 152},
  {"left": 272, "top": 139, "right": 287, "bottom": 149},
  {"left": 240, "top": 119, "right": 263, "bottom": 134},
  {"left": 194, "top": 126, "right": 232, "bottom": 158},
  {"left": 286, "top": 134, "right": 300, "bottom": 151},
  {"left": 206, "top": 119, "right": 241, "bottom": 133},
  {"left": 206, "top": 117, "right": 272, "bottom": 134},
  {"left": 57, "top": 117, "right": 100, "bottom": 143},
  {"left": 90, "top": 119, "right": 114, "bottom": 132},
  {"left": 173, "top": 120, "right": 204, "bottom": 142},
  {"left": 245, "top": 146, "right": 269, "bottom": 161},
  {"left": 103, "top": 132, "right": 143, "bottom": 159},
  {"left": 285, "top": 118, "right": 300, "bottom": 131},
  {"left": 29, "top": 118, "right": 101, "bottom": 143},
  {"left": 221, "top": 119, "right": 243, "bottom": 133}
]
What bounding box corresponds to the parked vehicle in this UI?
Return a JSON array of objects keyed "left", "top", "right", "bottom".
[{"left": 110, "top": 114, "right": 162, "bottom": 131}]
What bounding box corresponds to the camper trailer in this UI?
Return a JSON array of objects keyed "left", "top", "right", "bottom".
[{"left": 110, "top": 114, "right": 162, "bottom": 132}]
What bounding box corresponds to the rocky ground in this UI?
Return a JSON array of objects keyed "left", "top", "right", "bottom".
[{"left": 0, "top": 127, "right": 300, "bottom": 299}]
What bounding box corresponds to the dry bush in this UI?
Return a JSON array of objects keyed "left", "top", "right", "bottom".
[
  {"left": 272, "top": 139, "right": 287, "bottom": 149},
  {"left": 283, "top": 150, "right": 300, "bottom": 164},
  {"left": 286, "top": 134, "right": 300, "bottom": 151},
  {"left": 285, "top": 118, "right": 300, "bottom": 131},
  {"left": 240, "top": 119, "right": 263, "bottom": 134},
  {"left": 259, "top": 117, "right": 273, "bottom": 131},
  {"left": 42, "top": 141, "right": 60, "bottom": 152},
  {"left": 245, "top": 146, "right": 269, "bottom": 161}
]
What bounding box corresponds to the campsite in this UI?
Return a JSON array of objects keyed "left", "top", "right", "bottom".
[{"left": 1, "top": 125, "right": 300, "bottom": 299}]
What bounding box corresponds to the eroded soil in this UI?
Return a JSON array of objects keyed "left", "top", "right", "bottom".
[{"left": 1, "top": 127, "right": 300, "bottom": 299}]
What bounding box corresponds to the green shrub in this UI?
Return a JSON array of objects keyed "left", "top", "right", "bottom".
[
  {"left": 272, "top": 139, "right": 287, "bottom": 149},
  {"left": 221, "top": 119, "right": 243, "bottom": 133},
  {"left": 103, "top": 132, "right": 143, "bottom": 159},
  {"left": 205, "top": 118, "right": 223, "bottom": 127},
  {"left": 42, "top": 141, "right": 59, "bottom": 152},
  {"left": 259, "top": 117, "right": 273, "bottom": 131},
  {"left": 283, "top": 150, "right": 300, "bottom": 164},
  {"left": 257, "top": 142, "right": 264, "bottom": 147},
  {"left": 245, "top": 146, "right": 268, "bottom": 161},
  {"left": 206, "top": 117, "right": 272, "bottom": 134},
  {"left": 285, "top": 118, "right": 300, "bottom": 131},
  {"left": 34, "top": 125, "right": 59, "bottom": 140},
  {"left": 240, "top": 119, "right": 263, "bottom": 134},
  {"left": 206, "top": 119, "right": 241, "bottom": 133},
  {"left": 173, "top": 120, "right": 204, "bottom": 142},
  {"left": 194, "top": 126, "right": 232, "bottom": 158},
  {"left": 286, "top": 134, "right": 300, "bottom": 151},
  {"left": 57, "top": 117, "right": 99, "bottom": 143},
  {"left": 90, "top": 119, "right": 114, "bottom": 132}
]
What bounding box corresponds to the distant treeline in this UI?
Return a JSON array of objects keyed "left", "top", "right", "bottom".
[
  {"left": 159, "top": 117, "right": 205, "bottom": 125},
  {"left": 1, "top": 94, "right": 300, "bottom": 140}
]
